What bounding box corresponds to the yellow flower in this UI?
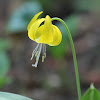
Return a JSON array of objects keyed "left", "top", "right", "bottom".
[{"left": 27, "top": 11, "right": 62, "bottom": 67}]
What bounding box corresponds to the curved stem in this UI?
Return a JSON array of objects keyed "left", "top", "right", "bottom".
[{"left": 51, "top": 18, "right": 81, "bottom": 100}]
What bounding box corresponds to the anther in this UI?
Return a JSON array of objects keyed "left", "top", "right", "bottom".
[
  {"left": 42, "top": 56, "right": 45, "bottom": 62},
  {"left": 44, "top": 53, "right": 46, "bottom": 58}
]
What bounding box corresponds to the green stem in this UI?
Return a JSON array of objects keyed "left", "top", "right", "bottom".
[{"left": 51, "top": 18, "right": 81, "bottom": 100}]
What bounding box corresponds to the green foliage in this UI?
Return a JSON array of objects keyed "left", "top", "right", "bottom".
[
  {"left": 0, "top": 92, "right": 33, "bottom": 100},
  {"left": 0, "top": 39, "right": 11, "bottom": 88},
  {"left": 5, "top": 1, "right": 43, "bottom": 34},
  {"left": 38, "top": 0, "right": 54, "bottom": 12},
  {"left": 81, "top": 84, "right": 100, "bottom": 100},
  {"left": 57, "top": 15, "right": 80, "bottom": 38},
  {"left": 0, "top": 52, "right": 10, "bottom": 78},
  {"left": 0, "top": 39, "right": 10, "bottom": 51},
  {"left": 49, "top": 15, "right": 80, "bottom": 59},
  {"left": 74, "top": 0, "right": 100, "bottom": 12},
  {"left": 48, "top": 41, "right": 68, "bottom": 59}
]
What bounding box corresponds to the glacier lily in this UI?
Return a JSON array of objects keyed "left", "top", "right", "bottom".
[
  {"left": 27, "top": 11, "right": 82, "bottom": 100},
  {"left": 27, "top": 11, "right": 62, "bottom": 67}
]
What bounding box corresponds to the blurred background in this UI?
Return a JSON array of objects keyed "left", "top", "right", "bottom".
[{"left": 0, "top": 0, "right": 100, "bottom": 100}]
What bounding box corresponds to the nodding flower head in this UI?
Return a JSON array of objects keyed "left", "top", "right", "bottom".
[{"left": 27, "top": 11, "right": 62, "bottom": 67}]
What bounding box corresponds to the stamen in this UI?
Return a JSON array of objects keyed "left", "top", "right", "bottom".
[
  {"left": 44, "top": 52, "right": 46, "bottom": 58},
  {"left": 32, "top": 44, "right": 42, "bottom": 67},
  {"left": 42, "top": 44, "right": 46, "bottom": 62},
  {"left": 44, "top": 45, "right": 46, "bottom": 58},
  {"left": 42, "top": 44, "right": 44, "bottom": 62},
  {"left": 44, "top": 44, "right": 46, "bottom": 53},
  {"left": 30, "top": 43, "right": 40, "bottom": 60},
  {"left": 42, "top": 56, "right": 45, "bottom": 62},
  {"left": 35, "top": 51, "right": 39, "bottom": 57}
]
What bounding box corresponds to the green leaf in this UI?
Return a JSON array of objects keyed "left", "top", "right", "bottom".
[
  {"left": 0, "top": 38, "right": 11, "bottom": 87},
  {"left": 0, "top": 52, "right": 11, "bottom": 87},
  {"left": 5, "top": 1, "right": 43, "bottom": 34},
  {"left": 0, "top": 92, "right": 33, "bottom": 100},
  {"left": 81, "top": 84, "right": 100, "bottom": 100},
  {"left": 0, "top": 52, "right": 10, "bottom": 77},
  {"left": 0, "top": 77, "right": 11, "bottom": 88}
]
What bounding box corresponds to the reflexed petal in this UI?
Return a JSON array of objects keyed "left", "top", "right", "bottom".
[
  {"left": 35, "top": 15, "right": 54, "bottom": 43},
  {"left": 28, "top": 18, "right": 45, "bottom": 41},
  {"left": 35, "top": 25, "right": 53, "bottom": 43},
  {"left": 48, "top": 25, "right": 62, "bottom": 46},
  {"left": 27, "top": 11, "right": 43, "bottom": 30},
  {"left": 28, "top": 13, "right": 62, "bottom": 46},
  {"left": 44, "top": 15, "right": 52, "bottom": 30},
  {"left": 35, "top": 25, "right": 62, "bottom": 46}
]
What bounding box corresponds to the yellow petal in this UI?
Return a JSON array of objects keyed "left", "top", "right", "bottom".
[
  {"left": 28, "top": 18, "right": 45, "bottom": 41},
  {"left": 28, "top": 13, "right": 62, "bottom": 46},
  {"left": 44, "top": 15, "right": 52, "bottom": 30},
  {"left": 48, "top": 25, "right": 62, "bottom": 46},
  {"left": 27, "top": 11, "right": 43, "bottom": 30},
  {"left": 35, "top": 25, "right": 62, "bottom": 46},
  {"left": 35, "top": 15, "right": 53, "bottom": 43},
  {"left": 35, "top": 25, "right": 53, "bottom": 43}
]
